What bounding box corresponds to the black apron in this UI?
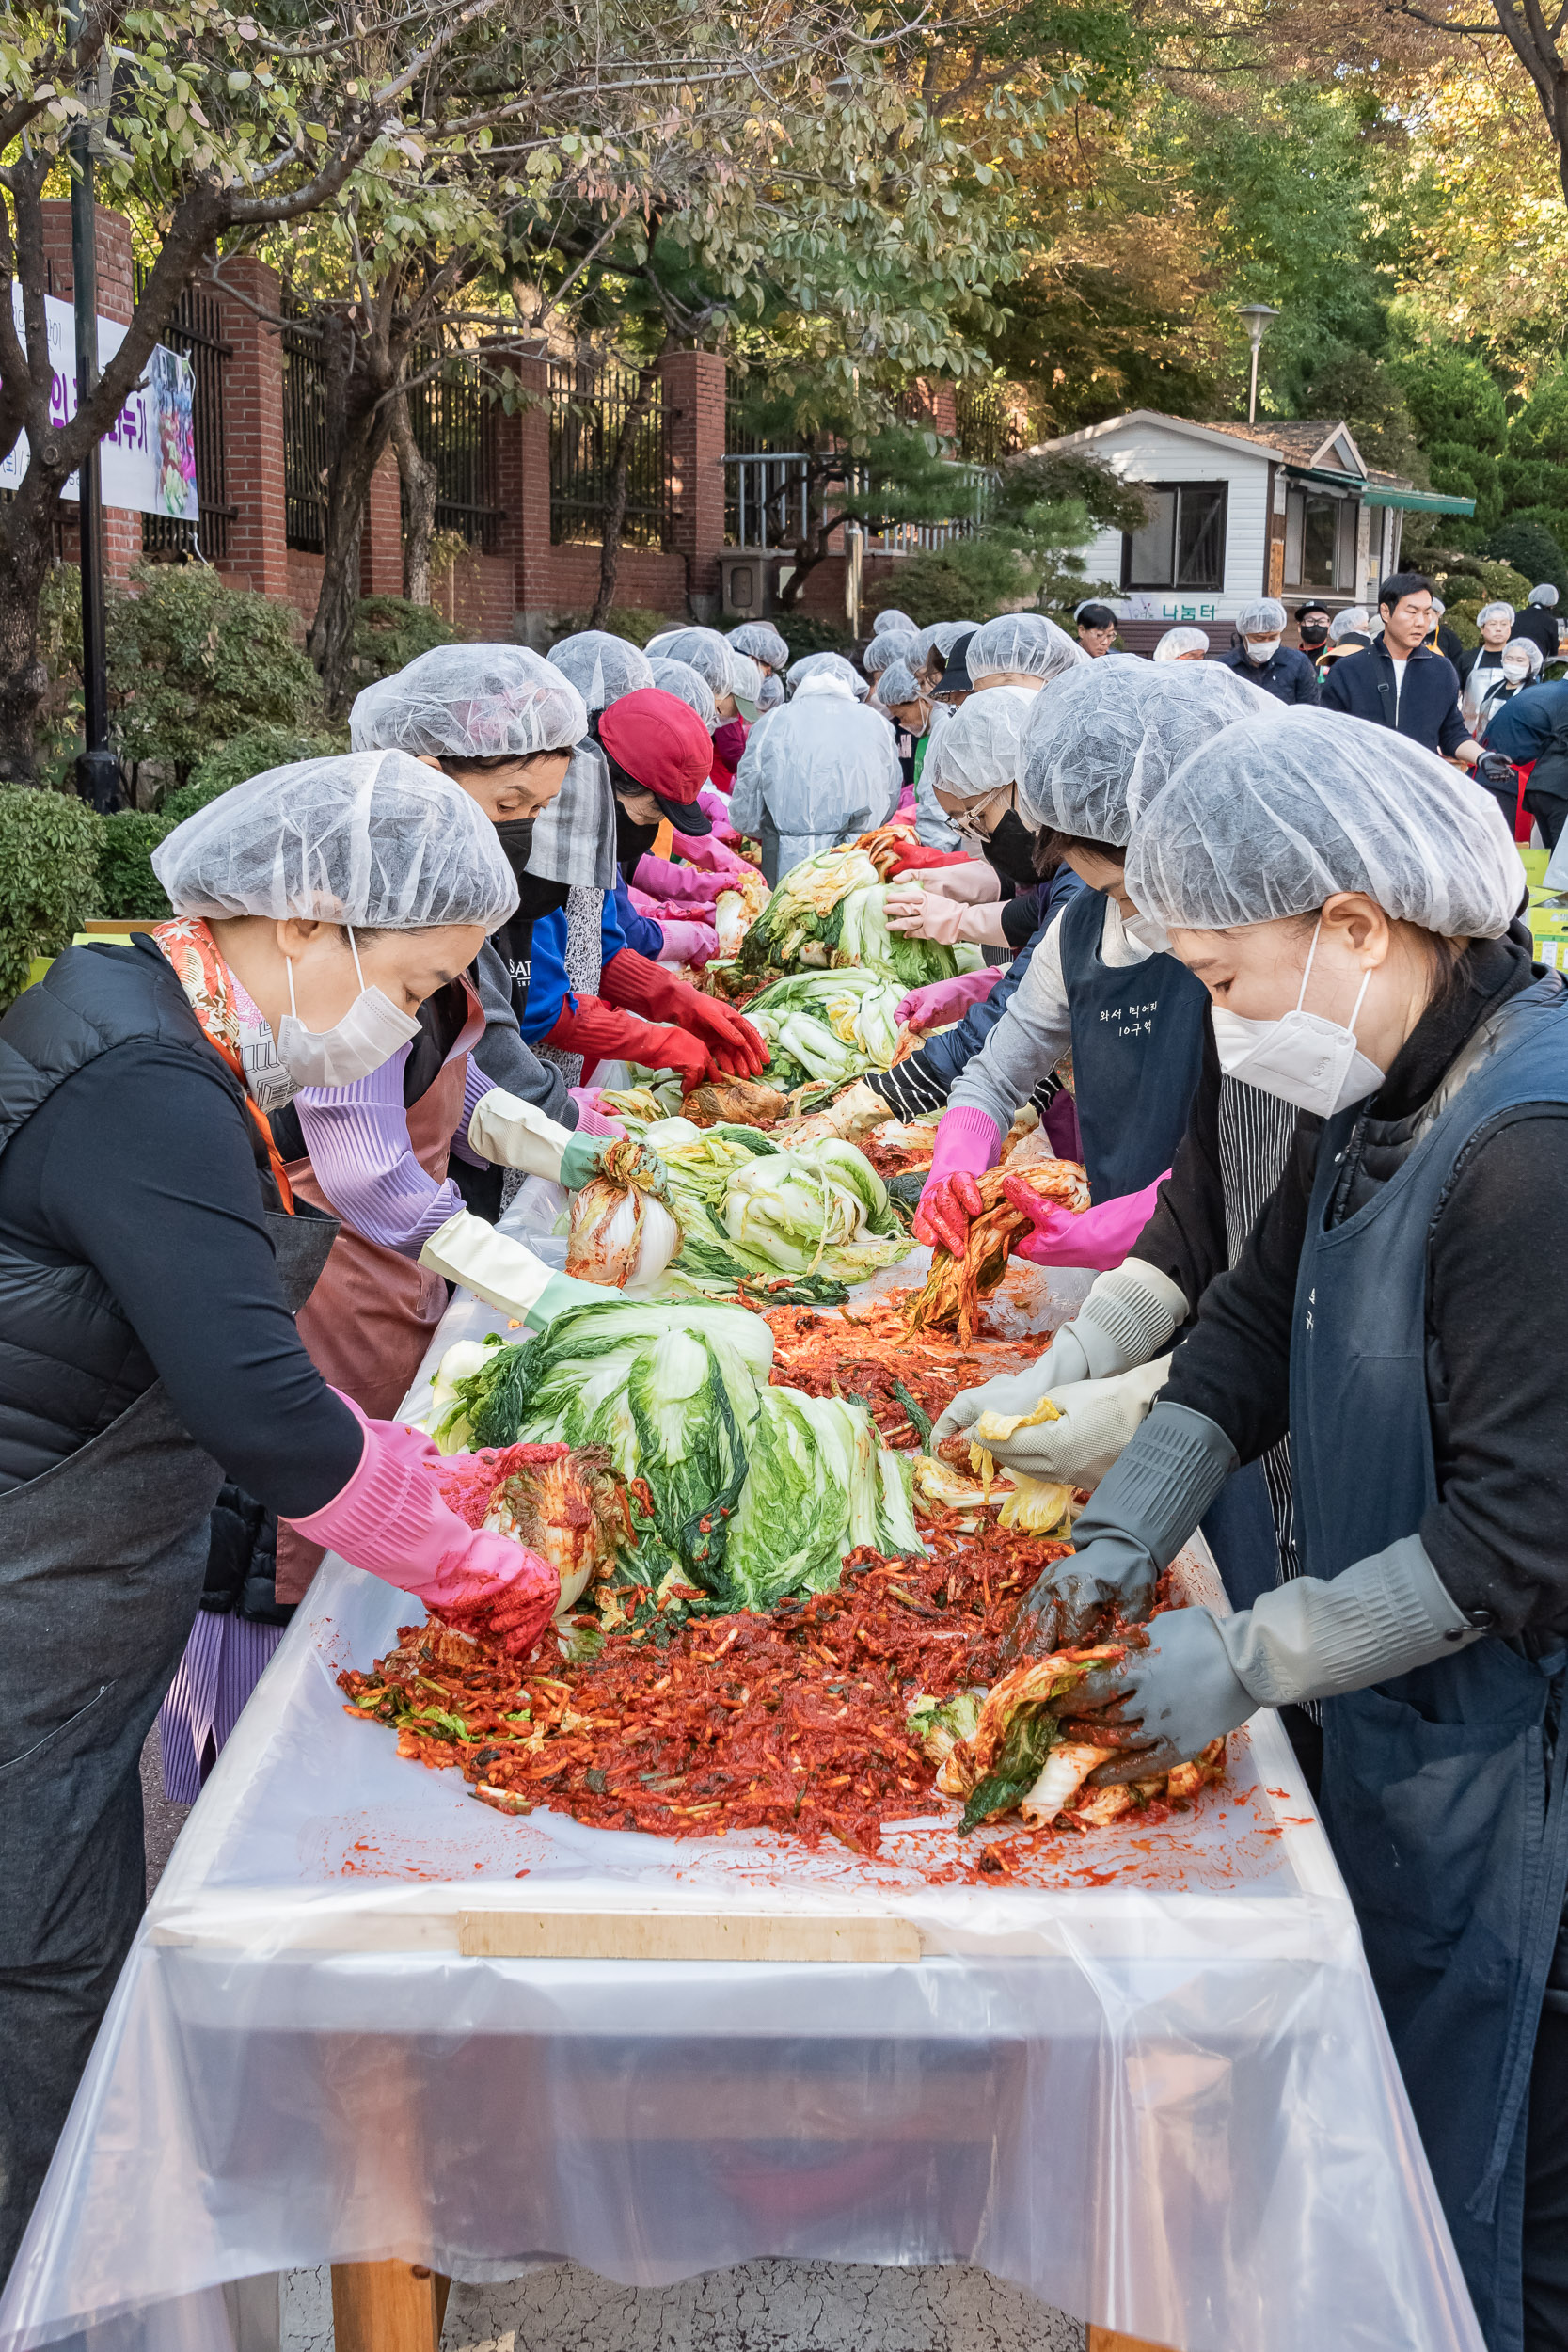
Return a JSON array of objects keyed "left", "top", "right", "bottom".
[
  {"left": 1292, "top": 978, "right": 1568, "bottom": 2352},
  {"left": 1057, "top": 886, "right": 1210, "bottom": 1202},
  {"left": 0, "top": 1205, "right": 334, "bottom": 2282}
]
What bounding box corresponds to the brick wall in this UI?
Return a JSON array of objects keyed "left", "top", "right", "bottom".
[{"left": 213, "top": 256, "right": 291, "bottom": 600}]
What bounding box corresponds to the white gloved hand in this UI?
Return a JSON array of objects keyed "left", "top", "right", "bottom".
[
  {"left": 783, "top": 1077, "right": 887, "bottom": 1146},
  {"left": 930, "top": 1258, "right": 1186, "bottom": 1443},
  {"left": 467, "top": 1089, "right": 575, "bottom": 1181},
  {"left": 978, "top": 1354, "right": 1173, "bottom": 1488},
  {"left": 419, "top": 1211, "right": 602, "bottom": 1328}
]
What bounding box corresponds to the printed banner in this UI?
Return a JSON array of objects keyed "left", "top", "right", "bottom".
[{"left": 0, "top": 287, "right": 198, "bottom": 519}]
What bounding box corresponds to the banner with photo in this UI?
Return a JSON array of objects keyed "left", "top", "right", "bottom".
[{"left": 1, "top": 287, "right": 198, "bottom": 519}]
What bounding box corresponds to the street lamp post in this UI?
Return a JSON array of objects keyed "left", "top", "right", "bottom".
[
  {"left": 68, "top": 19, "right": 123, "bottom": 811},
  {"left": 1237, "top": 303, "right": 1279, "bottom": 426}
]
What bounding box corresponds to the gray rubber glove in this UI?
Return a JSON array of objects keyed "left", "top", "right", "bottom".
[
  {"left": 1063, "top": 1533, "right": 1483, "bottom": 1786},
  {"left": 1007, "top": 1400, "right": 1237, "bottom": 1657},
  {"left": 977, "top": 1355, "right": 1172, "bottom": 1488},
  {"left": 419, "top": 1212, "right": 605, "bottom": 1329},
  {"left": 931, "top": 1258, "right": 1187, "bottom": 1442}
]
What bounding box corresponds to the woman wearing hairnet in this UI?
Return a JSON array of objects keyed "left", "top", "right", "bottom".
[
  {"left": 964, "top": 612, "right": 1083, "bottom": 692},
  {"left": 999, "top": 707, "right": 1562, "bottom": 2352},
  {"left": 729, "top": 657, "right": 902, "bottom": 883},
  {"left": 875, "top": 654, "right": 959, "bottom": 846},
  {"left": 0, "top": 754, "right": 575, "bottom": 2272},
  {"left": 643, "top": 626, "right": 761, "bottom": 791},
  {"left": 913, "top": 660, "right": 1269, "bottom": 1266},
  {"left": 725, "top": 619, "right": 789, "bottom": 676}
]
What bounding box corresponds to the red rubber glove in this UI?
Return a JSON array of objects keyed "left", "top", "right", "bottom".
[
  {"left": 912, "top": 1104, "right": 1003, "bottom": 1252},
  {"left": 885, "top": 845, "right": 974, "bottom": 878},
  {"left": 602, "top": 947, "right": 768, "bottom": 1078},
  {"left": 545, "top": 993, "right": 715, "bottom": 1091}
]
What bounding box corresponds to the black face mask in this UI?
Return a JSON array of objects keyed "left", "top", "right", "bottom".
[
  {"left": 984, "top": 807, "right": 1043, "bottom": 888},
  {"left": 615, "top": 803, "right": 660, "bottom": 874},
  {"left": 1299, "top": 623, "right": 1329, "bottom": 648},
  {"left": 493, "top": 817, "right": 536, "bottom": 881}
]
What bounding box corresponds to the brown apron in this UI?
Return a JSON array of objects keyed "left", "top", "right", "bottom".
[{"left": 274, "top": 1052, "right": 469, "bottom": 1603}]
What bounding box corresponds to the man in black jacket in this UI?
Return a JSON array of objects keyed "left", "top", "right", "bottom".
[
  {"left": 1213, "top": 597, "right": 1320, "bottom": 704},
  {"left": 1322, "top": 570, "right": 1481, "bottom": 766}
]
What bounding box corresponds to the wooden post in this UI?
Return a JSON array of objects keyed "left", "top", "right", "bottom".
[{"left": 329, "top": 2259, "right": 450, "bottom": 2352}]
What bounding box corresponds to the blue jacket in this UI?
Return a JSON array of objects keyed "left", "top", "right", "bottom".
[
  {"left": 1213, "top": 642, "right": 1320, "bottom": 705},
  {"left": 1479, "top": 680, "right": 1568, "bottom": 768},
  {"left": 521, "top": 879, "right": 662, "bottom": 1041},
  {"left": 1320, "top": 640, "right": 1467, "bottom": 757}
]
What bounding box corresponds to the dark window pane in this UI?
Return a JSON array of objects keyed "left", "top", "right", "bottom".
[
  {"left": 1176, "top": 486, "right": 1226, "bottom": 589},
  {"left": 1126, "top": 489, "right": 1177, "bottom": 587},
  {"left": 1302, "top": 496, "right": 1337, "bottom": 589}
]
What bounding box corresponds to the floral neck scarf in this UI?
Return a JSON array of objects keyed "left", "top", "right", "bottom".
[{"left": 151, "top": 916, "right": 294, "bottom": 1211}]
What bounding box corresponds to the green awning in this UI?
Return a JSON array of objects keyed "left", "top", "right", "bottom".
[{"left": 1360, "top": 485, "right": 1476, "bottom": 516}]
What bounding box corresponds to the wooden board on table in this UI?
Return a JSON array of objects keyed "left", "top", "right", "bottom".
[
  {"left": 1087, "top": 2329, "right": 1180, "bottom": 2352},
  {"left": 331, "top": 2260, "right": 450, "bottom": 2352},
  {"left": 457, "top": 1908, "right": 923, "bottom": 1964}
]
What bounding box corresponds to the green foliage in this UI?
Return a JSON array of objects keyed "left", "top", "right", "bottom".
[
  {"left": 350, "top": 596, "right": 459, "bottom": 691},
  {"left": 1386, "top": 349, "right": 1508, "bottom": 458},
  {"left": 1432, "top": 557, "right": 1532, "bottom": 608},
  {"left": 1301, "top": 354, "right": 1429, "bottom": 482},
  {"left": 1441, "top": 605, "right": 1481, "bottom": 650},
  {"left": 0, "top": 787, "right": 104, "bottom": 1009},
  {"left": 868, "top": 543, "right": 1035, "bottom": 628},
  {"left": 1482, "top": 517, "right": 1568, "bottom": 595},
  {"left": 864, "top": 449, "right": 1133, "bottom": 626},
  {"left": 163, "top": 725, "right": 347, "bottom": 825},
  {"left": 1424, "top": 442, "right": 1503, "bottom": 534},
  {"left": 1511, "top": 375, "right": 1568, "bottom": 467},
  {"left": 96, "top": 812, "right": 176, "bottom": 922},
  {"left": 768, "top": 615, "right": 847, "bottom": 662},
  {"left": 105, "top": 566, "right": 324, "bottom": 788}
]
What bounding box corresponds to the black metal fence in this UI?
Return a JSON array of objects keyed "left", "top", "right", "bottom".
[
  {"left": 404, "top": 349, "right": 502, "bottom": 549},
  {"left": 133, "top": 265, "right": 235, "bottom": 561},
  {"left": 954, "top": 381, "right": 1021, "bottom": 468},
  {"left": 281, "top": 308, "right": 329, "bottom": 554},
  {"left": 549, "top": 358, "right": 673, "bottom": 549}
]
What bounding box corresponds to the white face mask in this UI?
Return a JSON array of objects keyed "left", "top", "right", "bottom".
[
  {"left": 276, "top": 926, "right": 421, "bottom": 1091},
  {"left": 1209, "top": 918, "right": 1386, "bottom": 1117},
  {"left": 1122, "top": 907, "right": 1172, "bottom": 955},
  {"left": 1502, "top": 660, "right": 1530, "bottom": 683},
  {"left": 1244, "top": 638, "right": 1281, "bottom": 664}
]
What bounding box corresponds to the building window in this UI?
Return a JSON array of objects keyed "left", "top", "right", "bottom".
[
  {"left": 1284, "top": 488, "right": 1358, "bottom": 592},
  {"left": 1121, "top": 482, "right": 1227, "bottom": 592}
]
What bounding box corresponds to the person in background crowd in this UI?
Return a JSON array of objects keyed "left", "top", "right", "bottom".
[
  {"left": 1294, "top": 601, "right": 1332, "bottom": 664},
  {"left": 755, "top": 672, "right": 784, "bottom": 713},
  {"left": 965, "top": 611, "right": 1083, "bottom": 692},
  {"left": 1473, "top": 636, "right": 1544, "bottom": 739},
  {"left": 644, "top": 626, "right": 762, "bottom": 791},
  {"left": 864, "top": 629, "right": 917, "bottom": 686},
  {"left": 911, "top": 620, "right": 981, "bottom": 692},
  {"left": 876, "top": 654, "right": 956, "bottom": 845},
  {"left": 1457, "top": 600, "right": 1519, "bottom": 708},
  {"left": 787, "top": 649, "right": 870, "bottom": 700},
  {"left": 1153, "top": 626, "right": 1210, "bottom": 663},
  {"left": 1317, "top": 606, "right": 1372, "bottom": 676},
  {"left": 1215, "top": 597, "right": 1319, "bottom": 705},
  {"left": 1075, "top": 601, "right": 1119, "bottom": 658},
  {"left": 932, "top": 630, "right": 977, "bottom": 708},
  {"left": 1479, "top": 670, "right": 1568, "bottom": 850},
  {"left": 0, "top": 754, "right": 562, "bottom": 2277},
  {"left": 883, "top": 690, "right": 1048, "bottom": 951},
  {"left": 1000, "top": 714, "right": 1559, "bottom": 2352},
  {"left": 1513, "top": 582, "right": 1562, "bottom": 662},
  {"left": 1426, "top": 596, "right": 1465, "bottom": 667},
  {"left": 872, "top": 607, "right": 916, "bottom": 638},
  {"left": 1322, "top": 572, "right": 1481, "bottom": 766},
  {"left": 725, "top": 619, "right": 789, "bottom": 677},
  {"left": 730, "top": 654, "right": 901, "bottom": 882}
]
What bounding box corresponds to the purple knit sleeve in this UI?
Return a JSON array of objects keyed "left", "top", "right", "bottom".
[
  {"left": 450, "top": 1058, "right": 495, "bottom": 1170},
  {"left": 294, "top": 1047, "right": 463, "bottom": 1255}
]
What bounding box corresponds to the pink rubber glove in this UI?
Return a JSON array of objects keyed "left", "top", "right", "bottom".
[
  {"left": 896, "top": 784, "right": 917, "bottom": 819},
  {"left": 886, "top": 889, "right": 1004, "bottom": 947},
  {"left": 284, "top": 1397, "right": 560, "bottom": 1657},
  {"left": 657, "top": 920, "right": 719, "bottom": 966},
  {"left": 633, "top": 852, "right": 726, "bottom": 907},
  {"left": 567, "top": 1088, "right": 626, "bottom": 1139},
  {"left": 920, "top": 861, "right": 1002, "bottom": 906},
  {"left": 912, "top": 1104, "right": 1003, "bottom": 1254},
  {"left": 895, "top": 969, "right": 1002, "bottom": 1032},
  {"left": 1003, "top": 1172, "right": 1166, "bottom": 1271},
  {"left": 697, "top": 786, "right": 741, "bottom": 840}
]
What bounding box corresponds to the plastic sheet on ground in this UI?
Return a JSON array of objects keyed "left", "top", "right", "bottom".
[{"left": 0, "top": 1252, "right": 1481, "bottom": 2352}]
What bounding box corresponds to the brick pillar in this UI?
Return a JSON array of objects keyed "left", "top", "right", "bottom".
[
  {"left": 360, "top": 444, "right": 404, "bottom": 596},
  {"left": 213, "top": 256, "right": 290, "bottom": 599},
  {"left": 930, "top": 383, "right": 958, "bottom": 440},
  {"left": 661, "top": 348, "right": 726, "bottom": 608},
  {"left": 40, "top": 199, "right": 140, "bottom": 587},
  {"left": 497, "top": 353, "right": 553, "bottom": 636}
]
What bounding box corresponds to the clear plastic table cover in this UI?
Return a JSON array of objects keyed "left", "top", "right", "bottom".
[{"left": 0, "top": 1251, "right": 1481, "bottom": 2352}]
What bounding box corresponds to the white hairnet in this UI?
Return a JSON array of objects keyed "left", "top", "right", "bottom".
[
  {"left": 1153, "top": 626, "right": 1211, "bottom": 661},
  {"left": 924, "top": 686, "right": 1034, "bottom": 801},
  {"left": 1529, "top": 583, "right": 1560, "bottom": 607},
  {"left": 729, "top": 650, "right": 765, "bottom": 708},
  {"left": 546, "top": 631, "right": 653, "bottom": 712},
  {"left": 1505, "top": 637, "right": 1545, "bottom": 675},
  {"left": 873, "top": 608, "right": 915, "bottom": 636},
  {"left": 756, "top": 672, "right": 784, "bottom": 712},
  {"left": 911, "top": 620, "right": 979, "bottom": 671},
  {"left": 643, "top": 627, "right": 740, "bottom": 699},
  {"left": 1430, "top": 597, "right": 1446, "bottom": 615},
  {"left": 787, "top": 650, "right": 869, "bottom": 699},
  {"left": 152, "top": 750, "right": 519, "bottom": 930},
  {"left": 965, "top": 612, "right": 1082, "bottom": 686},
  {"left": 1329, "top": 607, "right": 1370, "bottom": 644},
  {"left": 877, "top": 658, "right": 924, "bottom": 707},
  {"left": 1018, "top": 656, "right": 1275, "bottom": 845},
  {"left": 1236, "top": 597, "right": 1287, "bottom": 635},
  {"left": 349, "top": 644, "right": 586, "bottom": 762},
  {"left": 1477, "top": 601, "right": 1517, "bottom": 629},
  {"left": 863, "top": 631, "right": 916, "bottom": 678},
  {"left": 647, "top": 656, "right": 719, "bottom": 732},
  {"left": 726, "top": 620, "right": 789, "bottom": 671},
  {"left": 1126, "top": 708, "right": 1524, "bottom": 939}
]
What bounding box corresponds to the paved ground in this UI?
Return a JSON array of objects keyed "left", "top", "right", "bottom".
[{"left": 139, "top": 1724, "right": 191, "bottom": 1895}]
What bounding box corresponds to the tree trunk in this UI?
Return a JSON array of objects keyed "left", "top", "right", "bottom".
[
  {"left": 389, "top": 388, "right": 437, "bottom": 606},
  {"left": 590, "top": 342, "right": 670, "bottom": 629},
  {"left": 306, "top": 314, "right": 399, "bottom": 717},
  {"left": 0, "top": 475, "right": 73, "bottom": 784}
]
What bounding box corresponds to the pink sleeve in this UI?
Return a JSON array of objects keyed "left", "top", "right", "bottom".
[{"left": 294, "top": 1047, "right": 465, "bottom": 1255}]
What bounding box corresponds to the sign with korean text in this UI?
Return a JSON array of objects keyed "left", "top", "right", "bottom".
[{"left": 1, "top": 288, "right": 198, "bottom": 519}]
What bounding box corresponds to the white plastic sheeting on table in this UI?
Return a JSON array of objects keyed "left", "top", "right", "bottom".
[{"left": 0, "top": 1258, "right": 1481, "bottom": 2352}]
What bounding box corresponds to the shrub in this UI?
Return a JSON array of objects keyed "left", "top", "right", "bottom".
[
  {"left": 351, "top": 596, "right": 458, "bottom": 689},
  {"left": 0, "top": 787, "right": 104, "bottom": 1009},
  {"left": 1442, "top": 604, "right": 1481, "bottom": 649},
  {"left": 1433, "top": 557, "right": 1532, "bottom": 608},
  {"left": 107, "top": 564, "right": 324, "bottom": 787},
  {"left": 768, "top": 612, "right": 850, "bottom": 660},
  {"left": 1387, "top": 348, "right": 1507, "bottom": 457},
  {"left": 163, "top": 724, "right": 346, "bottom": 825},
  {"left": 1481, "top": 517, "right": 1568, "bottom": 596},
  {"left": 96, "top": 811, "right": 176, "bottom": 920},
  {"left": 1423, "top": 443, "right": 1502, "bottom": 535},
  {"left": 546, "top": 605, "right": 674, "bottom": 650}
]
